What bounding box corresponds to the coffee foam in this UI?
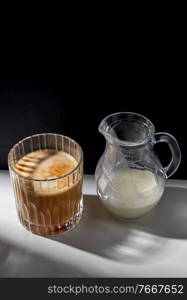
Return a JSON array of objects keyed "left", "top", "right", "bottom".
[{"left": 14, "top": 150, "right": 78, "bottom": 180}]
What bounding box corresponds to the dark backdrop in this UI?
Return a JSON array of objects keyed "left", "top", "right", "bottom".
[{"left": 0, "top": 64, "right": 185, "bottom": 178}]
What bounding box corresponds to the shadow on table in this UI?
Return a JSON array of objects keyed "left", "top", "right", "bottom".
[
  {"left": 0, "top": 237, "right": 86, "bottom": 277},
  {"left": 49, "top": 186, "right": 187, "bottom": 264}
]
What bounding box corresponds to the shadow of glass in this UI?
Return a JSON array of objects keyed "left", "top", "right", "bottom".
[{"left": 49, "top": 191, "right": 181, "bottom": 264}]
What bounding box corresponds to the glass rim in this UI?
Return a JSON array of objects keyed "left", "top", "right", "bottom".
[
  {"left": 8, "top": 133, "right": 83, "bottom": 182},
  {"left": 99, "top": 112, "right": 155, "bottom": 147}
]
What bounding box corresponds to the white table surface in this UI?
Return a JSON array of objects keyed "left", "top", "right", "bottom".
[{"left": 0, "top": 170, "right": 187, "bottom": 278}]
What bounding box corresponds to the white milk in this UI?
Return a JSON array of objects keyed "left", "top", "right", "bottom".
[{"left": 100, "top": 168, "right": 164, "bottom": 219}]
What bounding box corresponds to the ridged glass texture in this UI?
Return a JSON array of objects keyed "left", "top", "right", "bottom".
[{"left": 8, "top": 133, "right": 83, "bottom": 235}]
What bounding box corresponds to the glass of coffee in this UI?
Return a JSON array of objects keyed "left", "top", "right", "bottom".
[{"left": 8, "top": 133, "right": 83, "bottom": 235}]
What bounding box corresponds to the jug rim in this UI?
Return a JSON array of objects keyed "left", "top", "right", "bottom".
[{"left": 99, "top": 112, "right": 155, "bottom": 147}]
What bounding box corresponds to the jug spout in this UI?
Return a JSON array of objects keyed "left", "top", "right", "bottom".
[
  {"left": 99, "top": 112, "right": 155, "bottom": 147},
  {"left": 98, "top": 116, "right": 117, "bottom": 144}
]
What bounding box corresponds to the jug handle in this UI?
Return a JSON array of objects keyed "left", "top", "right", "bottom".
[{"left": 154, "top": 132, "right": 181, "bottom": 178}]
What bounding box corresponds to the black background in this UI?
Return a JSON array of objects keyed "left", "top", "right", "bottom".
[{"left": 0, "top": 36, "right": 185, "bottom": 178}]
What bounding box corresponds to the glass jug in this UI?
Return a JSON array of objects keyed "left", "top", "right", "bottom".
[{"left": 95, "top": 112, "right": 181, "bottom": 219}]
